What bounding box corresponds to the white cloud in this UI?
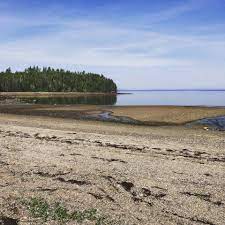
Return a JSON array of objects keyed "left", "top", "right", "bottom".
[{"left": 0, "top": 0, "right": 224, "bottom": 88}]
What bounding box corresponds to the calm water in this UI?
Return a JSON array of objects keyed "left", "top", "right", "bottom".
[
  {"left": 19, "top": 90, "right": 225, "bottom": 106},
  {"left": 20, "top": 95, "right": 117, "bottom": 105},
  {"left": 117, "top": 90, "right": 225, "bottom": 106}
]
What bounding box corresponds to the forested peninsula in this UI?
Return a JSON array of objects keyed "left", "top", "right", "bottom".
[{"left": 0, "top": 67, "right": 117, "bottom": 93}]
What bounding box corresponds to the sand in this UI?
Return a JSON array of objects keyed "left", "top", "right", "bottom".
[
  {"left": 1, "top": 104, "right": 225, "bottom": 126},
  {"left": 107, "top": 105, "right": 225, "bottom": 124},
  {"left": 0, "top": 113, "right": 224, "bottom": 224}
]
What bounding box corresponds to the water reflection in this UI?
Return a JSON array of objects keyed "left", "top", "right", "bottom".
[
  {"left": 19, "top": 95, "right": 117, "bottom": 105},
  {"left": 17, "top": 90, "right": 225, "bottom": 106}
]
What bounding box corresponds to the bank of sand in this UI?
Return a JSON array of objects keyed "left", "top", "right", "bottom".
[
  {"left": 1, "top": 104, "right": 225, "bottom": 125},
  {"left": 0, "top": 113, "right": 224, "bottom": 224}
]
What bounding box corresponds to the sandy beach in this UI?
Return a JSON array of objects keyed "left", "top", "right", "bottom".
[
  {"left": 1, "top": 0, "right": 224, "bottom": 223},
  {"left": 0, "top": 112, "right": 224, "bottom": 224}
]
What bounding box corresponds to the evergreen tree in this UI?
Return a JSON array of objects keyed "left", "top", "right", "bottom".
[{"left": 0, "top": 67, "right": 117, "bottom": 93}]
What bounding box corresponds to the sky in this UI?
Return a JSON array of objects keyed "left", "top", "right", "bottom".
[{"left": 0, "top": 0, "right": 225, "bottom": 89}]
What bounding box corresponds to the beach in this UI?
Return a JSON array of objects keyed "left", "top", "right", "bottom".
[
  {"left": 1, "top": 0, "right": 225, "bottom": 223},
  {"left": 0, "top": 112, "right": 224, "bottom": 224},
  {"left": 1, "top": 103, "right": 225, "bottom": 125}
]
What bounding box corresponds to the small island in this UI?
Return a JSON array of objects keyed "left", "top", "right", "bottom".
[{"left": 0, "top": 66, "right": 117, "bottom": 93}]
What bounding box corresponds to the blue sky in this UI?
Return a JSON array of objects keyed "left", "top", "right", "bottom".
[{"left": 0, "top": 0, "right": 225, "bottom": 89}]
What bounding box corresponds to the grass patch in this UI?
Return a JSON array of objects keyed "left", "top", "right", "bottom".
[{"left": 22, "top": 197, "right": 119, "bottom": 225}]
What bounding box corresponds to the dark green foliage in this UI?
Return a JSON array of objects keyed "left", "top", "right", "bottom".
[{"left": 0, "top": 66, "right": 117, "bottom": 93}]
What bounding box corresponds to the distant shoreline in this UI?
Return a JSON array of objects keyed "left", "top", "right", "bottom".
[
  {"left": 0, "top": 92, "right": 120, "bottom": 98},
  {"left": 119, "top": 89, "right": 225, "bottom": 92}
]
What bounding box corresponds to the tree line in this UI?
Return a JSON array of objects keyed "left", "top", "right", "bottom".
[{"left": 0, "top": 67, "right": 117, "bottom": 93}]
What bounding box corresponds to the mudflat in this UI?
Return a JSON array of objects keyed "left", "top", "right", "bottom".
[
  {"left": 1, "top": 104, "right": 225, "bottom": 125},
  {"left": 107, "top": 105, "right": 225, "bottom": 124},
  {"left": 0, "top": 113, "right": 224, "bottom": 224}
]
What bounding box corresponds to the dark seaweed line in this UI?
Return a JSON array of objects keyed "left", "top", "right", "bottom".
[{"left": 1, "top": 129, "right": 225, "bottom": 164}]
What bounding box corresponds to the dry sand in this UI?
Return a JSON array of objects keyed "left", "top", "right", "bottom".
[{"left": 0, "top": 113, "right": 224, "bottom": 224}]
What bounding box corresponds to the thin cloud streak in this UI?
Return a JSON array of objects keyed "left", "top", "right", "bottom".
[{"left": 0, "top": 0, "right": 224, "bottom": 89}]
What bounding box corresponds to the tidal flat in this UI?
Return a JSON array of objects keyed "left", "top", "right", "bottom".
[
  {"left": 0, "top": 94, "right": 225, "bottom": 224},
  {"left": 1, "top": 102, "right": 225, "bottom": 126}
]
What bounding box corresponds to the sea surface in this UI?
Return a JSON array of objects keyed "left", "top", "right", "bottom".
[
  {"left": 117, "top": 90, "right": 225, "bottom": 107},
  {"left": 19, "top": 90, "right": 225, "bottom": 107}
]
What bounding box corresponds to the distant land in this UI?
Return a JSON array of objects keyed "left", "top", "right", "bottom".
[{"left": 0, "top": 66, "right": 117, "bottom": 93}]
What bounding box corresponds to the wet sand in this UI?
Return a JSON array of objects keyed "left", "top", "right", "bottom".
[
  {"left": 0, "top": 113, "right": 224, "bottom": 224},
  {"left": 107, "top": 105, "right": 225, "bottom": 124},
  {"left": 0, "top": 104, "right": 225, "bottom": 126}
]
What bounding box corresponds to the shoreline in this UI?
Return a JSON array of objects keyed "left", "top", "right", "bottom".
[
  {"left": 0, "top": 92, "right": 225, "bottom": 130},
  {"left": 0, "top": 91, "right": 118, "bottom": 98},
  {"left": 0, "top": 103, "right": 225, "bottom": 128},
  {"left": 0, "top": 113, "right": 224, "bottom": 224}
]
